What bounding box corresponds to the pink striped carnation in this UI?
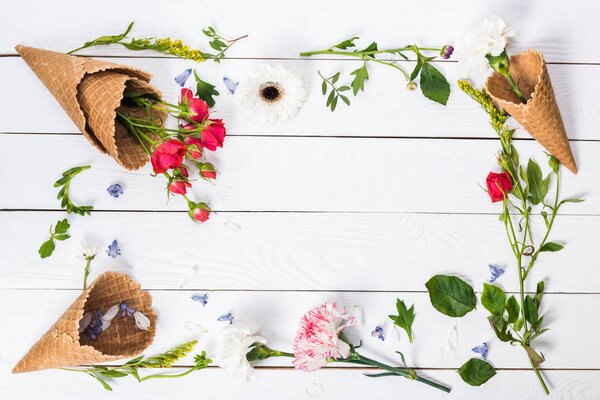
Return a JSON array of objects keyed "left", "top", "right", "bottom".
[{"left": 292, "top": 302, "right": 355, "bottom": 372}]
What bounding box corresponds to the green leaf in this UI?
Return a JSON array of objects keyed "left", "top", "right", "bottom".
[
  {"left": 488, "top": 315, "right": 514, "bottom": 342},
  {"left": 409, "top": 61, "right": 422, "bottom": 81},
  {"left": 340, "top": 95, "right": 350, "bottom": 105},
  {"left": 350, "top": 64, "right": 369, "bottom": 95},
  {"left": 541, "top": 211, "right": 549, "bottom": 228},
  {"left": 330, "top": 96, "right": 338, "bottom": 111},
  {"left": 534, "top": 281, "right": 544, "bottom": 309},
  {"left": 54, "top": 234, "right": 71, "bottom": 241},
  {"left": 358, "top": 41, "right": 378, "bottom": 57},
  {"left": 532, "top": 315, "right": 544, "bottom": 332},
  {"left": 332, "top": 37, "right": 359, "bottom": 50},
  {"left": 321, "top": 80, "right": 327, "bottom": 95},
  {"left": 481, "top": 283, "right": 506, "bottom": 316},
  {"left": 337, "top": 86, "right": 351, "bottom": 92},
  {"left": 419, "top": 62, "right": 450, "bottom": 105},
  {"left": 548, "top": 154, "right": 559, "bottom": 173},
  {"left": 326, "top": 91, "right": 335, "bottom": 107},
  {"left": 331, "top": 72, "right": 340, "bottom": 84},
  {"left": 193, "top": 71, "right": 219, "bottom": 107},
  {"left": 559, "top": 198, "right": 584, "bottom": 206},
  {"left": 89, "top": 373, "right": 113, "bottom": 391},
  {"left": 524, "top": 296, "right": 538, "bottom": 324},
  {"left": 458, "top": 358, "right": 496, "bottom": 386},
  {"left": 388, "top": 299, "right": 416, "bottom": 343},
  {"left": 99, "top": 370, "right": 128, "bottom": 378},
  {"left": 125, "top": 355, "right": 144, "bottom": 365},
  {"left": 539, "top": 242, "right": 563, "bottom": 252},
  {"left": 514, "top": 318, "right": 524, "bottom": 331},
  {"left": 425, "top": 275, "right": 477, "bottom": 317},
  {"left": 526, "top": 159, "right": 550, "bottom": 205},
  {"left": 54, "top": 219, "right": 70, "bottom": 234},
  {"left": 506, "top": 296, "right": 520, "bottom": 324},
  {"left": 529, "top": 328, "right": 550, "bottom": 341},
  {"left": 39, "top": 239, "right": 56, "bottom": 259}
]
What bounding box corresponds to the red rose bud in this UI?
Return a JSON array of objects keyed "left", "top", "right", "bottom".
[
  {"left": 201, "top": 119, "right": 226, "bottom": 151},
  {"left": 180, "top": 88, "right": 209, "bottom": 123},
  {"left": 151, "top": 139, "right": 187, "bottom": 173},
  {"left": 200, "top": 163, "right": 217, "bottom": 179},
  {"left": 168, "top": 180, "right": 191, "bottom": 195},
  {"left": 180, "top": 166, "right": 189, "bottom": 178},
  {"left": 193, "top": 207, "right": 210, "bottom": 222},
  {"left": 486, "top": 171, "right": 513, "bottom": 202}
]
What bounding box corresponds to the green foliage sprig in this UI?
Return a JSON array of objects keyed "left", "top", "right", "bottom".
[
  {"left": 62, "top": 340, "right": 211, "bottom": 391},
  {"left": 54, "top": 166, "right": 93, "bottom": 216},
  {"left": 301, "top": 38, "right": 451, "bottom": 108},
  {"left": 388, "top": 299, "right": 415, "bottom": 343},
  {"left": 38, "top": 219, "right": 70, "bottom": 258},
  {"left": 318, "top": 71, "right": 351, "bottom": 111},
  {"left": 68, "top": 22, "right": 247, "bottom": 63},
  {"left": 457, "top": 80, "right": 584, "bottom": 395},
  {"left": 193, "top": 70, "right": 219, "bottom": 107}
]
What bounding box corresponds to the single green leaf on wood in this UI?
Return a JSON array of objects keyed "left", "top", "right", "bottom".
[
  {"left": 419, "top": 62, "right": 450, "bottom": 105},
  {"left": 481, "top": 283, "right": 506, "bottom": 316},
  {"left": 89, "top": 373, "right": 113, "bottom": 391},
  {"left": 506, "top": 295, "right": 520, "bottom": 324},
  {"left": 526, "top": 159, "right": 550, "bottom": 204},
  {"left": 331, "top": 72, "right": 340, "bottom": 84},
  {"left": 529, "top": 328, "right": 550, "bottom": 341},
  {"left": 539, "top": 242, "right": 563, "bottom": 252},
  {"left": 559, "top": 198, "right": 584, "bottom": 206},
  {"left": 488, "top": 315, "right": 514, "bottom": 342},
  {"left": 458, "top": 358, "right": 496, "bottom": 386},
  {"left": 39, "top": 239, "right": 56, "bottom": 259},
  {"left": 350, "top": 63, "right": 369, "bottom": 95},
  {"left": 534, "top": 281, "right": 544, "bottom": 309},
  {"left": 193, "top": 71, "right": 219, "bottom": 107},
  {"left": 514, "top": 318, "right": 524, "bottom": 331},
  {"left": 388, "top": 299, "right": 416, "bottom": 343},
  {"left": 548, "top": 155, "right": 560, "bottom": 173},
  {"left": 321, "top": 80, "right": 327, "bottom": 95},
  {"left": 54, "top": 219, "right": 70, "bottom": 234},
  {"left": 524, "top": 296, "right": 538, "bottom": 324},
  {"left": 54, "top": 234, "right": 71, "bottom": 241},
  {"left": 425, "top": 275, "right": 477, "bottom": 317},
  {"left": 410, "top": 61, "right": 422, "bottom": 81},
  {"left": 358, "top": 41, "right": 378, "bottom": 57},
  {"left": 532, "top": 315, "right": 544, "bottom": 332}
]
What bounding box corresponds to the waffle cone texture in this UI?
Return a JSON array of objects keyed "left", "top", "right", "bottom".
[
  {"left": 12, "top": 272, "right": 157, "bottom": 373},
  {"left": 15, "top": 45, "right": 166, "bottom": 170},
  {"left": 486, "top": 49, "right": 577, "bottom": 174}
]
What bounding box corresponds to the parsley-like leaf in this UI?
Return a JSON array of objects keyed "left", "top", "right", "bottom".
[
  {"left": 332, "top": 37, "right": 359, "bottom": 50},
  {"left": 54, "top": 166, "right": 93, "bottom": 216},
  {"left": 193, "top": 71, "right": 219, "bottom": 107},
  {"left": 39, "top": 218, "right": 71, "bottom": 258},
  {"left": 350, "top": 63, "right": 369, "bottom": 95},
  {"left": 388, "top": 299, "right": 416, "bottom": 343}
]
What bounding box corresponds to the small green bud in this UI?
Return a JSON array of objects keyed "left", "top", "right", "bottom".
[{"left": 407, "top": 82, "right": 418, "bottom": 90}]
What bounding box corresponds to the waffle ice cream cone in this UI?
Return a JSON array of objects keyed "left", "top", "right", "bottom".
[
  {"left": 486, "top": 49, "right": 577, "bottom": 174},
  {"left": 12, "top": 272, "right": 157, "bottom": 373},
  {"left": 15, "top": 45, "right": 166, "bottom": 170}
]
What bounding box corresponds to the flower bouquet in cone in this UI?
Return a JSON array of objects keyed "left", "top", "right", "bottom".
[
  {"left": 17, "top": 46, "right": 227, "bottom": 222},
  {"left": 454, "top": 16, "right": 577, "bottom": 174},
  {"left": 13, "top": 272, "right": 157, "bottom": 374}
]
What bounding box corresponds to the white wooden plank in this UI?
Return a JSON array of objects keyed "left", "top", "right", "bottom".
[
  {"left": 1, "top": 290, "right": 599, "bottom": 370},
  {"left": 3, "top": 368, "right": 600, "bottom": 400},
  {"left": 1, "top": 211, "right": 599, "bottom": 292},
  {"left": 0, "top": 135, "right": 592, "bottom": 214},
  {"left": 2, "top": 57, "right": 599, "bottom": 140},
  {"left": 2, "top": 0, "right": 600, "bottom": 64}
]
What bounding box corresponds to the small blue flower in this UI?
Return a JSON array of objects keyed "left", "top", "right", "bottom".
[
  {"left": 107, "top": 240, "right": 121, "bottom": 258},
  {"left": 120, "top": 302, "right": 136, "bottom": 318},
  {"left": 472, "top": 343, "right": 488, "bottom": 360},
  {"left": 489, "top": 264, "right": 505, "bottom": 282},
  {"left": 107, "top": 183, "right": 124, "bottom": 198},
  {"left": 223, "top": 77, "right": 238, "bottom": 94},
  {"left": 217, "top": 312, "right": 234, "bottom": 324},
  {"left": 191, "top": 293, "right": 209, "bottom": 307},
  {"left": 371, "top": 325, "right": 385, "bottom": 341},
  {"left": 83, "top": 310, "right": 104, "bottom": 341},
  {"left": 174, "top": 69, "right": 192, "bottom": 87}
]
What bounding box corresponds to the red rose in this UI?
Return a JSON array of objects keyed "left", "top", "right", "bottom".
[
  {"left": 200, "top": 162, "right": 217, "bottom": 179},
  {"left": 151, "top": 139, "right": 187, "bottom": 174},
  {"left": 486, "top": 171, "right": 513, "bottom": 202},
  {"left": 192, "top": 207, "right": 210, "bottom": 222},
  {"left": 180, "top": 88, "right": 209, "bottom": 123},
  {"left": 202, "top": 119, "right": 226, "bottom": 151},
  {"left": 183, "top": 134, "right": 204, "bottom": 159},
  {"left": 168, "top": 180, "right": 191, "bottom": 195}
]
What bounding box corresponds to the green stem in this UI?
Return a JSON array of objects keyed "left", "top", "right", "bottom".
[
  {"left": 528, "top": 357, "right": 550, "bottom": 395},
  {"left": 502, "top": 71, "right": 527, "bottom": 104},
  {"left": 140, "top": 367, "right": 198, "bottom": 381},
  {"left": 83, "top": 257, "right": 92, "bottom": 290}
]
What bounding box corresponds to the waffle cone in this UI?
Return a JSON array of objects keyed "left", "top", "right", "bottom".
[
  {"left": 15, "top": 45, "right": 166, "bottom": 170},
  {"left": 12, "top": 272, "right": 157, "bottom": 373},
  {"left": 486, "top": 49, "right": 577, "bottom": 173}
]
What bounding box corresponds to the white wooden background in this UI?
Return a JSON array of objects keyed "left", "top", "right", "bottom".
[{"left": 1, "top": 1, "right": 600, "bottom": 399}]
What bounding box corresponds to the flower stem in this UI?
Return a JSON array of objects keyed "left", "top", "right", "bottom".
[
  {"left": 529, "top": 357, "right": 550, "bottom": 395},
  {"left": 140, "top": 367, "right": 197, "bottom": 381},
  {"left": 83, "top": 258, "right": 92, "bottom": 290}
]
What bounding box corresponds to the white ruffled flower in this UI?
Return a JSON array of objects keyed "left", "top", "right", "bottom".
[
  {"left": 454, "top": 15, "right": 519, "bottom": 86},
  {"left": 235, "top": 64, "right": 307, "bottom": 124},
  {"left": 79, "top": 241, "right": 99, "bottom": 260},
  {"left": 216, "top": 320, "right": 267, "bottom": 380}
]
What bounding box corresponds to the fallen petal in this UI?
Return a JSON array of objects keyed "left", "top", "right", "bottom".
[{"left": 134, "top": 311, "right": 151, "bottom": 331}]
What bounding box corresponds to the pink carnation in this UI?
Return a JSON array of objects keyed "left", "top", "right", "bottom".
[{"left": 292, "top": 303, "right": 355, "bottom": 372}]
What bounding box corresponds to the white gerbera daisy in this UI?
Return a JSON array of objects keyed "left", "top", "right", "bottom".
[{"left": 235, "top": 64, "right": 307, "bottom": 124}]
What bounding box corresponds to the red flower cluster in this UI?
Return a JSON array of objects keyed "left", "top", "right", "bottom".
[
  {"left": 486, "top": 171, "right": 513, "bottom": 202},
  {"left": 145, "top": 88, "right": 227, "bottom": 223}
]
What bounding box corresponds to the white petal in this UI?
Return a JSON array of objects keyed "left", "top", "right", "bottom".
[
  {"left": 78, "top": 312, "right": 92, "bottom": 333},
  {"left": 102, "top": 304, "right": 120, "bottom": 322},
  {"left": 134, "top": 311, "right": 151, "bottom": 331},
  {"left": 101, "top": 320, "right": 111, "bottom": 331}
]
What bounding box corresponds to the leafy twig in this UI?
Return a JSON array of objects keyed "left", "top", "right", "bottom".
[
  {"left": 68, "top": 22, "right": 247, "bottom": 63},
  {"left": 301, "top": 38, "right": 451, "bottom": 108},
  {"left": 388, "top": 299, "right": 415, "bottom": 343},
  {"left": 54, "top": 166, "right": 93, "bottom": 216},
  {"left": 318, "top": 71, "right": 350, "bottom": 111},
  {"left": 38, "top": 219, "right": 70, "bottom": 258},
  {"left": 62, "top": 340, "right": 211, "bottom": 391}
]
